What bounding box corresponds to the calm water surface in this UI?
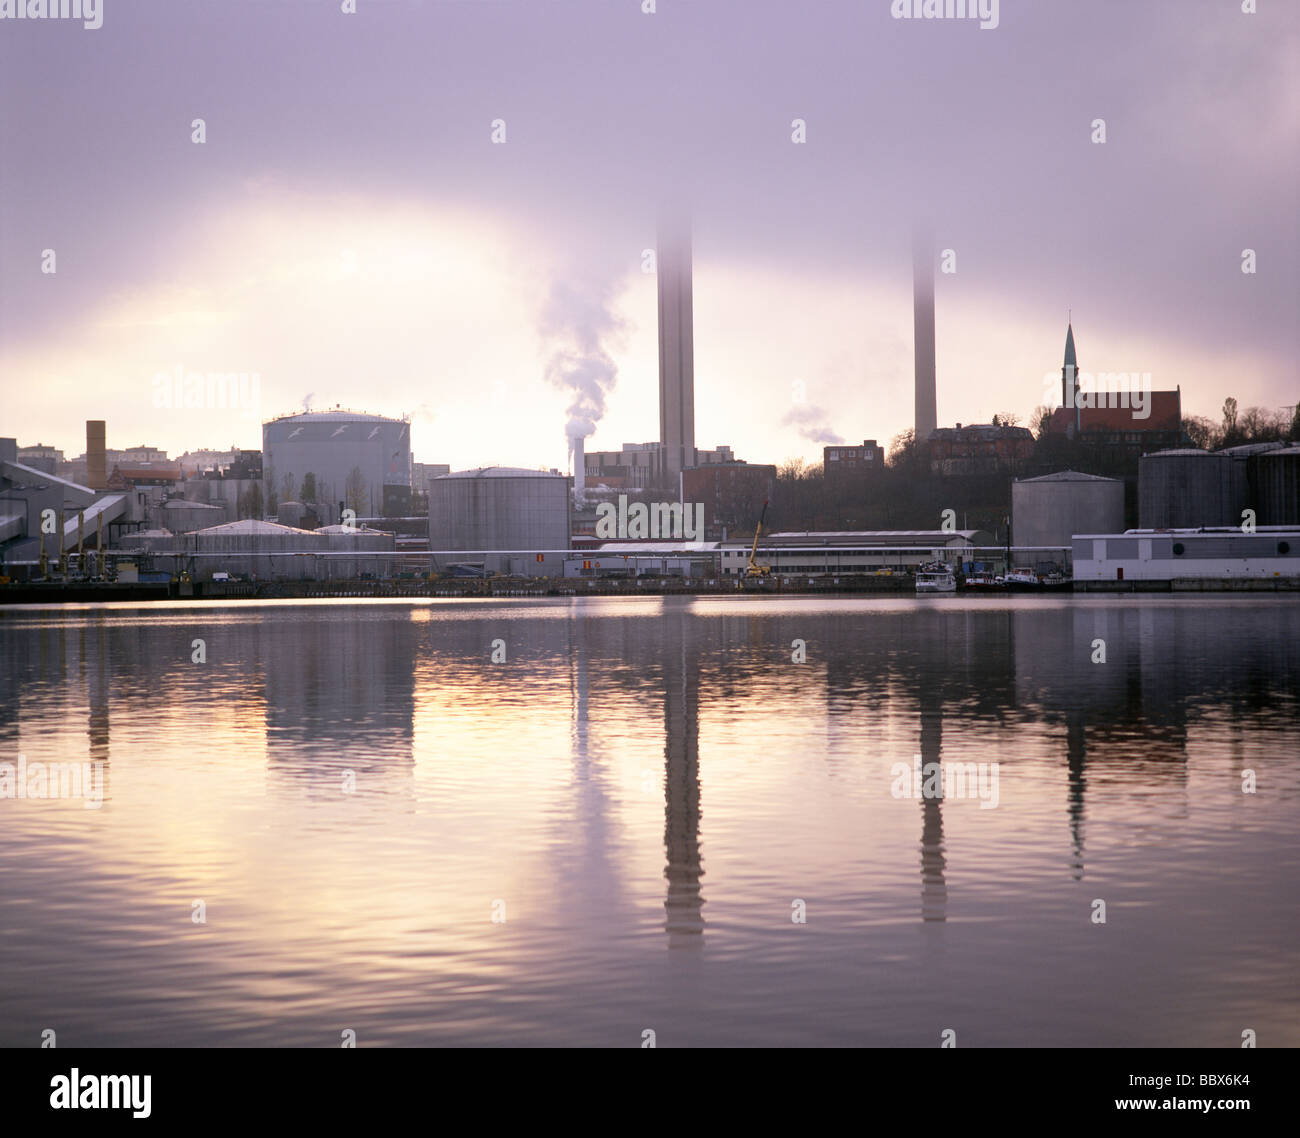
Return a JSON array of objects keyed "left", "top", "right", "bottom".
[{"left": 1, "top": 595, "right": 1296, "bottom": 1047}]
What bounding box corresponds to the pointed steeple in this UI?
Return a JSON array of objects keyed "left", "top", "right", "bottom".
[{"left": 1061, "top": 321, "right": 1080, "bottom": 436}]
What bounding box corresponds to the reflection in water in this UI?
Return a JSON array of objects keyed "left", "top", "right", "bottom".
[
  {"left": 0, "top": 596, "right": 1296, "bottom": 1046},
  {"left": 1066, "top": 712, "right": 1087, "bottom": 881},
  {"left": 663, "top": 606, "right": 705, "bottom": 945},
  {"left": 918, "top": 669, "right": 947, "bottom": 924}
]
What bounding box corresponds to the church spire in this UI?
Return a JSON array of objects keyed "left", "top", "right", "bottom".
[{"left": 1062, "top": 321, "right": 1080, "bottom": 436}]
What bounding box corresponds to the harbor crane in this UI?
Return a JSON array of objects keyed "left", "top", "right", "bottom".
[{"left": 745, "top": 500, "right": 772, "bottom": 577}]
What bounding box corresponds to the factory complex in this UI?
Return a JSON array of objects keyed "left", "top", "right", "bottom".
[{"left": 3, "top": 214, "right": 1296, "bottom": 595}]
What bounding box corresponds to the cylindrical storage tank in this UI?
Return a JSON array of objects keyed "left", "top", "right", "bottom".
[
  {"left": 1218, "top": 442, "right": 1284, "bottom": 520},
  {"left": 118, "top": 528, "right": 175, "bottom": 553},
  {"left": 278, "top": 500, "right": 306, "bottom": 529},
  {"left": 316, "top": 524, "right": 395, "bottom": 578},
  {"left": 428, "top": 468, "right": 571, "bottom": 552},
  {"left": 1012, "top": 470, "right": 1125, "bottom": 549},
  {"left": 1254, "top": 446, "right": 1300, "bottom": 525},
  {"left": 1139, "top": 449, "right": 1232, "bottom": 529},
  {"left": 263, "top": 410, "right": 411, "bottom": 520},
  {"left": 158, "top": 499, "right": 227, "bottom": 534},
  {"left": 190, "top": 519, "right": 327, "bottom": 580}
]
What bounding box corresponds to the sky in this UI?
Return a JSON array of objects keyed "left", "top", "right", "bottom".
[{"left": 1, "top": 0, "right": 1296, "bottom": 472}]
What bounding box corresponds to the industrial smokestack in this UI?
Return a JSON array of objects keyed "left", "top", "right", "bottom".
[
  {"left": 912, "top": 225, "right": 937, "bottom": 445},
  {"left": 571, "top": 434, "right": 586, "bottom": 505},
  {"left": 657, "top": 207, "right": 696, "bottom": 487},
  {"left": 86, "top": 420, "right": 106, "bottom": 490}
]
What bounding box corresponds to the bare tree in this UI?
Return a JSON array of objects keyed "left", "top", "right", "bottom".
[
  {"left": 1181, "top": 415, "right": 1218, "bottom": 451},
  {"left": 345, "top": 466, "right": 367, "bottom": 516},
  {"left": 778, "top": 457, "right": 808, "bottom": 481},
  {"left": 1029, "top": 405, "right": 1053, "bottom": 440},
  {"left": 238, "top": 481, "right": 264, "bottom": 520},
  {"left": 1222, "top": 396, "right": 1238, "bottom": 439}
]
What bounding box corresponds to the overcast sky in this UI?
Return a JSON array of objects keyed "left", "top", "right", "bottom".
[{"left": 2, "top": 0, "right": 1296, "bottom": 471}]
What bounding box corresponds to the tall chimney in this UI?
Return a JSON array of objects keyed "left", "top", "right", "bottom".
[
  {"left": 571, "top": 435, "right": 586, "bottom": 505},
  {"left": 912, "top": 226, "right": 937, "bottom": 445},
  {"left": 657, "top": 207, "right": 696, "bottom": 488},
  {"left": 86, "top": 420, "right": 107, "bottom": 490}
]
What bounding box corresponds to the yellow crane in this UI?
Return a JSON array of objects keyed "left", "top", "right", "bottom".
[{"left": 746, "top": 500, "right": 772, "bottom": 577}]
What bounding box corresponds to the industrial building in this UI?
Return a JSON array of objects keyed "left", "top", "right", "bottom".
[
  {"left": 16, "top": 443, "right": 62, "bottom": 475},
  {"left": 719, "top": 530, "right": 994, "bottom": 576},
  {"left": 1073, "top": 527, "right": 1300, "bottom": 584},
  {"left": 428, "top": 466, "right": 571, "bottom": 559},
  {"left": 679, "top": 462, "right": 776, "bottom": 540},
  {"left": 1250, "top": 445, "right": 1300, "bottom": 524},
  {"left": 263, "top": 408, "right": 412, "bottom": 522},
  {"left": 0, "top": 436, "right": 129, "bottom": 575},
  {"left": 156, "top": 498, "right": 227, "bottom": 534},
  {"left": 120, "top": 518, "right": 400, "bottom": 582},
  {"left": 1138, "top": 449, "right": 1234, "bottom": 528},
  {"left": 1137, "top": 443, "right": 1300, "bottom": 530},
  {"left": 925, "top": 422, "right": 1035, "bottom": 475},
  {"left": 566, "top": 542, "right": 719, "bottom": 579},
  {"left": 824, "top": 440, "right": 883, "bottom": 488},
  {"left": 1013, "top": 470, "right": 1125, "bottom": 551}
]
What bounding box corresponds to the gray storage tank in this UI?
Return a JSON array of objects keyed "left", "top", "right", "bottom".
[
  {"left": 1012, "top": 470, "right": 1124, "bottom": 551},
  {"left": 263, "top": 409, "right": 411, "bottom": 521},
  {"left": 1254, "top": 445, "right": 1300, "bottom": 525},
  {"left": 428, "top": 467, "right": 571, "bottom": 553},
  {"left": 1139, "top": 449, "right": 1233, "bottom": 529}
]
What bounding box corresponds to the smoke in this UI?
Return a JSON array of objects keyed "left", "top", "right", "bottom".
[
  {"left": 783, "top": 405, "right": 844, "bottom": 445},
  {"left": 540, "top": 273, "right": 627, "bottom": 457}
]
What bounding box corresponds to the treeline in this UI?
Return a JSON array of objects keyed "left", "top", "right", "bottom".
[
  {"left": 766, "top": 396, "right": 1297, "bottom": 535},
  {"left": 1183, "top": 398, "right": 1298, "bottom": 451}
]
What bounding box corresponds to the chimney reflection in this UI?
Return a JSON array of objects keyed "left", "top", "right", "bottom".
[
  {"left": 663, "top": 608, "right": 705, "bottom": 944},
  {"left": 1066, "top": 712, "right": 1087, "bottom": 881},
  {"left": 918, "top": 674, "right": 947, "bottom": 923},
  {"left": 83, "top": 621, "right": 110, "bottom": 767}
]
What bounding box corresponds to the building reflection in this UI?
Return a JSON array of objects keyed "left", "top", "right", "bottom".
[
  {"left": 260, "top": 613, "right": 416, "bottom": 803},
  {"left": 917, "top": 667, "right": 948, "bottom": 923},
  {"left": 662, "top": 604, "right": 705, "bottom": 945},
  {"left": 562, "top": 608, "right": 620, "bottom": 920}
]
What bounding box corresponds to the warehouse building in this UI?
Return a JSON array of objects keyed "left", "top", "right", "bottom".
[
  {"left": 1073, "top": 527, "right": 1300, "bottom": 584},
  {"left": 719, "top": 529, "right": 994, "bottom": 576}
]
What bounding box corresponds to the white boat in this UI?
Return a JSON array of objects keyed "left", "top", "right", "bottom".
[
  {"left": 1003, "top": 568, "right": 1040, "bottom": 588},
  {"left": 915, "top": 568, "right": 957, "bottom": 593}
]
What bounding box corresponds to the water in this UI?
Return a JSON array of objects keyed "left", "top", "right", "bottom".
[{"left": 1, "top": 595, "right": 1296, "bottom": 1047}]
